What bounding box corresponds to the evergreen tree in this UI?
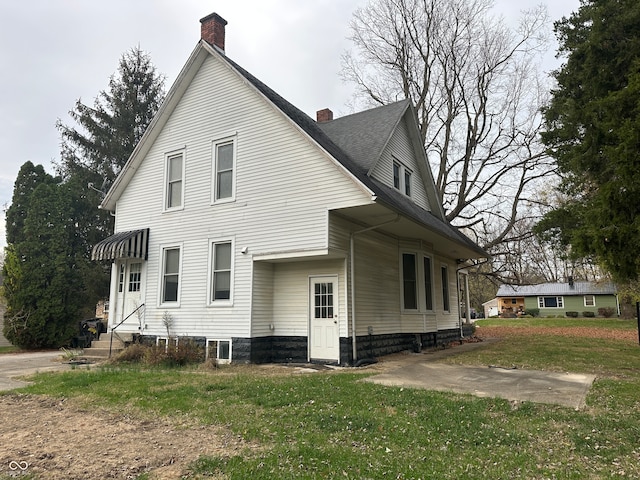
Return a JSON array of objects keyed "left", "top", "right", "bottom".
[
  {"left": 3, "top": 172, "right": 84, "bottom": 348},
  {"left": 57, "top": 46, "right": 166, "bottom": 185},
  {"left": 539, "top": 0, "right": 640, "bottom": 282},
  {"left": 5, "top": 161, "right": 57, "bottom": 245},
  {"left": 55, "top": 46, "right": 165, "bottom": 307}
]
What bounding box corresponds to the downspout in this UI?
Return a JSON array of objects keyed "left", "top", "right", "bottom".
[{"left": 350, "top": 214, "right": 400, "bottom": 364}]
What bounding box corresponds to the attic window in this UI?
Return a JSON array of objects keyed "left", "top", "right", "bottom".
[{"left": 392, "top": 159, "right": 412, "bottom": 197}]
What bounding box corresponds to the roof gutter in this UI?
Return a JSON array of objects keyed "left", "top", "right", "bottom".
[{"left": 350, "top": 215, "right": 400, "bottom": 364}]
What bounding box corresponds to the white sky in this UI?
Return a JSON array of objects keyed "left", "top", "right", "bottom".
[{"left": 0, "top": 0, "right": 580, "bottom": 248}]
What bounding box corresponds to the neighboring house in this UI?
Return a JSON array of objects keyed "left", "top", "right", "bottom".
[
  {"left": 496, "top": 281, "right": 619, "bottom": 317},
  {"left": 91, "top": 12, "right": 487, "bottom": 365}
]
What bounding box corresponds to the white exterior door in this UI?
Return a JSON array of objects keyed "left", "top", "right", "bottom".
[
  {"left": 309, "top": 276, "right": 339, "bottom": 362},
  {"left": 113, "top": 260, "right": 144, "bottom": 330}
]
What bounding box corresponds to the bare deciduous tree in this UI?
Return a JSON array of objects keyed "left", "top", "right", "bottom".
[{"left": 342, "top": 0, "right": 557, "bottom": 253}]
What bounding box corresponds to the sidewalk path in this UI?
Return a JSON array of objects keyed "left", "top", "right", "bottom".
[{"left": 364, "top": 340, "right": 596, "bottom": 409}]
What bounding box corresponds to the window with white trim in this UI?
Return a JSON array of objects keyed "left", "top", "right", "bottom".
[
  {"left": 402, "top": 253, "right": 418, "bottom": 310},
  {"left": 538, "top": 296, "right": 564, "bottom": 308},
  {"left": 161, "top": 247, "right": 181, "bottom": 304},
  {"left": 213, "top": 138, "right": 235, "bottom": 201},
  {"left": 165, "top": 152, "right": 184, "bottom": 210},
  {"left": 156, "top": 337, "right": 178, "bottom": 352},
  {"left": 423, "top": 256, "right": 434, "bottom": 311},
  {"left": 584, "top": 295, "right": 595, "bottom": 307},
  {"left": 207, "top": 339, "right": 231, "bottom": 364},
  {"left": 441, "top": 266, "right": 450, "bottom": 312},
  {"left": 209, "top": 240, "right": 233, "bottom": 304},
  {"left": 392, "top": 159, "right": 412, "bottom": 197}
]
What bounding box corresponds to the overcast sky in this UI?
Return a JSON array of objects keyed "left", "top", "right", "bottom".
[{"left": 0, "top": 0, "right": 580, "bottom": 249}]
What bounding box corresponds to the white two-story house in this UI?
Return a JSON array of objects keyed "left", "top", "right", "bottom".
[{"left": 92, "top": 12, "right": 487, "bottom": 365}]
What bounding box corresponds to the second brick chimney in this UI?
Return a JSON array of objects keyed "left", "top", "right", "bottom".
[
  {"left": 316, "top": 108, "right": 334, "bottom": 123},
  {"left": 200, "top": 12, "right": 227, "bottom": 52}
]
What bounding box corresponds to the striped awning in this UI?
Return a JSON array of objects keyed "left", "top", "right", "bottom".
[{"left": 91, "top": 228, "right": 149, "bottom": 261}]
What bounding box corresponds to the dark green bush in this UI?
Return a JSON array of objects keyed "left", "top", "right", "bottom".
[
  {"left": 583, "top": 311, "right": 595, "bottom": 318},
  {"left": 524, "top": 308, "right": 540, "bottom": 317},
  {"left": 598, "top": 307, "right": 615, "bottom": 318},
  {"left": 565, "top": 311, "right": 579, "bottom": 318}
]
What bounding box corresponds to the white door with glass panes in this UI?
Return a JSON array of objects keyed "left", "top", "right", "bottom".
[
  {"left": 113, "top": 260, "right": 144, "bottom": 330},
  {"left": 309, "top": 276, "right": 339, "bottom": 362}
]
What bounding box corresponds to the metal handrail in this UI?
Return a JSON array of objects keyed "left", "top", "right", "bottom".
[{"left": 109, "top": 303, "right": 145, "bottom": 358}]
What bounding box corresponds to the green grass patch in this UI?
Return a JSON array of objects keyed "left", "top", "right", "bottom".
[
  {"left": 16, "top": 327, "right": 640, "bottom": 480},
  {"left": 13, "top": 320, "right": 640, "bottom": 478},
  {"left": 446, "top": 334, "right": 640, "bottom": 376},
  {"left": 0, "top": 346, "right": 21, "bottom": 354},
  {"left": 476, "top": 317, "right": 637, "bottom": 330}
]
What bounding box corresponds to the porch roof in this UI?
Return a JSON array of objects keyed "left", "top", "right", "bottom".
[{"left": 91, "top": 228, "right": 149, "bottom": 261}]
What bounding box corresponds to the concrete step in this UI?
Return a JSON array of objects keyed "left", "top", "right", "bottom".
[{"left": 83, "top": 332, "right": 133, "bottom": 358}]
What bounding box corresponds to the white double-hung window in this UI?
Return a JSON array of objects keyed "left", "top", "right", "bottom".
[
  {"left": 400, "top": 251, "right": 436, "bottom": 312},
  {"left": 165, "top": 151, "right": 184, "bottom": 210},
  {"left": 209, "top": 239, "right": 233, "bottom": 304},
  {"left": 161, "top": 246, "right": 181, "bottom": 305},
  {"left": 392, "top": 158, "right": 412, "bottom": 197},
  {"left": 213, "top": 137, "right": 236, "bottom": 202}
]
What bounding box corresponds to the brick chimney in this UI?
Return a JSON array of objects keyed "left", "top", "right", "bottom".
[
  {"left": 200, "top": 12, "right": 227, "bottom": 52},
  {"left": 316, "top": 108, "right": 333, "bottom": 123}
]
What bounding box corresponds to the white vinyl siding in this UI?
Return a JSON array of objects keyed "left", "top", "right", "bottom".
[
  {"left": 113, "top": 54, "right": 370, "bottom": 340},
  {"left": 370, "top": 119, "right": 430, "bottom": 210},
  {"left": 271, "top": 260, "right": 346, "bottom": 337}
]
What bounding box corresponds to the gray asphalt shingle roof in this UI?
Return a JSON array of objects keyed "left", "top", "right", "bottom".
[
  {"left": 317, "top": 100, "right": 410, "bottom": 173},
  {"left": 216, "top": 50, "right": 486, "bottom": 258},
  {"left": 497, "top": 282, "right": 617, "bottom": 297}
]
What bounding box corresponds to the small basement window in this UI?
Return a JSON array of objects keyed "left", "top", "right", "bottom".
[{"left": 207, "top": 339, "right": 231, "bottom": 364}]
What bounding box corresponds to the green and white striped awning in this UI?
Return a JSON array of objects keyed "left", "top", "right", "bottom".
[{"left": 91, "top": 228, "right": 149, "bottom": 261}]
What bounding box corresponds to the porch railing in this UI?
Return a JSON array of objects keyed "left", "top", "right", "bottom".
[{"left": 109, "top": 303, "right": 145, "bottom": 358}]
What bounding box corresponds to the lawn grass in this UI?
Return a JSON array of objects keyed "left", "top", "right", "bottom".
[
  {"left": 476, "top": 317, "right": 637, "bottom": 330},
  {"left": 12, "top": 322, "right": 640, "bottom": 479},
  {"left": 0, "top": 346, "right": 20, "bottom": 354}
]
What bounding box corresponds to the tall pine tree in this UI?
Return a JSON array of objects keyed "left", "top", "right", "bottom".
[
  {"left": 539, "top": 0, "right": 640, "bottom": 282},
  {"left": 56, "top": 46, "right": 165, "bottom": 306},
  {"left": 3, "top": 47, "right": 165, "bottom": 348},
  {"left": 57, "top": 46, "right": 166, "bottom": 185}
]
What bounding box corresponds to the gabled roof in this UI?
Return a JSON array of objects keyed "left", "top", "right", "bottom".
[
  {"left": 318, "top": 100, "right": 410, "bottom": 174},
  {"left": 497, "top": 282, "right": 617, "bottom": 297},
  {"left": 102, "top": 39, "right": 487, "bottom": 259},
  {"left": 213, "top": 47, "right": 485, "bottom": 258}
]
